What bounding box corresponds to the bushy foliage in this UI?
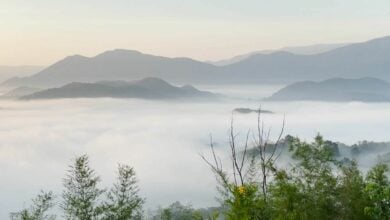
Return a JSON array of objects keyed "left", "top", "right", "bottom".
[
  {"left": 12, "top": 155, "right": 143, "bottom": 220},
  {"left": 159, "top": 202, "right": 202, "bottom": 220},
  {"left": 10, "top": 191, "right": 55, "bottom": 220},
  {"left": 151, "top": 202, "right": 219, "bottom": 220},
  {"left": 205, "top": 133, "right": 390, "bottom": 220},
  {"left": 102, "top": 164, "right": 144, "bottom": 220},
  {"left": 62, "top": 155, "right": 105, "bottom": 220},
  {"left": 11, "top": 123, "right": 390, "bottom": 220},
  {"left": 364, "top": 163, "right": 390, "bottom": 219}
]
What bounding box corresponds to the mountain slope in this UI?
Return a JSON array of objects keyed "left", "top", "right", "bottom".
[
  {"left": 1, "top": 87, "right": 42, "bottom": 98},
  {"left": 3, "top": 50, "right": 218, "bottom": 88},
  {"left": 266, "top": 77, "right": 390, "bottom": 102},
  {"left": 21, "top": 77, "right": 217, "bottom": 100},
  {"left": 3, "top": 36, "right": 390, "bottom": 87},
  {"left": 208, "top": 43, "right": 348, "bottom": 66},
  {"left": 221, "top": 36, "right": 390, "bottom": 83},
  {"left": 0, "top": 66, "right": 44, "bottom": 82}
]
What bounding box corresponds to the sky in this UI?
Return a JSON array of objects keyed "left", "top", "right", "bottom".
[{"left": 1, "top": 0, "right": 390, "bottom": 66}]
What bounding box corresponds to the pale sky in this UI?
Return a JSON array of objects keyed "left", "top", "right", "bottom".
[{"left": 1, "top": 0, "right": 390, "bottom": 66}]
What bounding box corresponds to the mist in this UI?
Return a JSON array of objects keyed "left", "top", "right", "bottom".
[{"left": 1, "top": 85, "right": 390, "bottom": 218}]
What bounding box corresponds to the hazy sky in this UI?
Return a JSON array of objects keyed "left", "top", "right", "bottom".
[{"left": 1, "top": 0, "right": 390, "bottom": 65}]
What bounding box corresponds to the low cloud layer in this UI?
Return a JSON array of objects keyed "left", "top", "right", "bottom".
[{"left": 1, "top": 86, "right": 390, "bottom": 218}]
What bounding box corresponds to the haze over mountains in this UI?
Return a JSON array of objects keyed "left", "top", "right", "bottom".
[
  {"left": 1, "top": 86, "right": 41, "bottom": 99},
  {"left": 208, "top": 43, "right": 349, "bottom": 66},
  {"left": 2, "top": 36, "right": 390, "bottom": 88},
  {"left": 223, "top": 36, "right": 390, "bottom": 83},
  {"left": 266, "top": 77, "right": 390, "bottom": 102},
  {"left": 0, "top": 66, "right": 44, "bottom": 82},
  {"left": 21, "top": 77, "right": 217, "bottom": 100},
  {"left": 2, "top": 50, "right": 219, "bottom": 88}
]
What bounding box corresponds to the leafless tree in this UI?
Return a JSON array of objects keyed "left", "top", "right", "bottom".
[
  {"left": 255, "top": 107, "right": 285, "bottom": 200},
  {"left": 201, "top": 106, "right": 285, "bottom": 202}
]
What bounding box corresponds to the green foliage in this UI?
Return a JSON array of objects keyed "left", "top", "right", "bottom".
[
  {"left": 10, "top": 191, "right": 55, "bottom": 220},
  {"left": 287, "top": 135, "right": 339, "bottom": 219},
  {"left": 268, "top": 170, "right": 304, "bottom": 220},
  {"left": 206, "top": 132, "right": 390, "bottom": 219},
  {"left": 155, "top": 202, "right": 208, "bottom": 220},
  {"left": 102, "top": 164, "right": 144, "bottom": 220},
  {"left": 12, "top": 155, "right": 145, "bottom": 220},
  {"left": 338, "top": 161, "right": 368, "bottom": 220},
  {"left": 11, "top": 133, "right": 390, "bottom": 220},
  {"left": 62, "top": 155, "right": 105, "bottom": 220},
  {"left": 364, "top": 163, "right": 390, "bottom": 219},
  {"left": 224, "top": 184, "right": 266, "bottom": 220}
]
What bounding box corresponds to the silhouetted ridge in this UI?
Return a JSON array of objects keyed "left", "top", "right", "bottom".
[
  {"left": 266, "top": 77, "right": 390, "bottom": 102},
  {"left": 4, "top": 36, "right": 390, "bottom": 87},
  {"left": 21, "top": 78, "right": 217, "bottom": 100}
]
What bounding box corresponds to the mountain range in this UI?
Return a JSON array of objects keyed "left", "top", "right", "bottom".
[
  {"left": 266, "top": 77, "right": 390, "bottom": 102},
  {"left": 2, "top": 50, "right": 218, "bottom": 88},
  {"left": 207, "top": 43, "right": 349, "bottom": 66},
  {"left": 1, "top": 86, "right": 42, "bottom": 98},
  {"left": 20, "top": 77, "right": 217, "bottom": 100},
  {"left": 2, "top": 36, "right": 390, "bottom": 88},
  {"left": 0, "top": 66, "right": 44, "bottom": 82}
]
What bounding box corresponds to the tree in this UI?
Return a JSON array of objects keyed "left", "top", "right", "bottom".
[
  {"left": 337, "top": 161, "right": 368, "bottom": 220},
  {"left": 62, "top": 155, "right": 104, "bottom": 220},
  {"left": 268, "top": 170, "right": 305, "bottom": 220},
  {"left": 155, "top": 202, "right": 204, "bottom": 220},
  {"left": 201, "top": 109, "right": 285, "bottom": 219},
  {"left": 255, "top": 110, "right": 285, "bottom": 201},
  {"left": 286, "top": 135, "right": 339, "bottom": 219},
  {"left": 10, "top": 191, "right": 55, "bottom": 220},
  {"left": 102, "top": 164, "right": 144, "bottom": 220},
  {"left": 364, "top": 163, "right": 390, "bottom": 219}
]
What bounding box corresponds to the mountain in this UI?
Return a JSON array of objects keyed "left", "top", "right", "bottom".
[
  {"left": 1, "top": 87, "right": 42, "bottom": 98},
  {"left": 0, "top": 66, "right": 44, "bottom": 82},
  {"left": 4, "top": 36, "right": 390, "bottom": 87},
  {"left": 208, "top": 43, "right": 348, "bottom": 66},
  {"left": 281, "top": 43, "right": 350, "bottom": 56},
  {"left": 221, "top": 36, "right": 390, "bottom": 83},
  {"left": 21, "top": 77, "right": 217, "bottom": 100},
  {"left": 2, "top": 50, "right": 218, "bottom": 88},
  {"left": 266, "top": 77, "right": 390, "bottom": 102}
]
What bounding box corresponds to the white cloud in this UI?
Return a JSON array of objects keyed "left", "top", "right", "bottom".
[{"left": 1, "top": 88, "right": 390, "bottom": 217}]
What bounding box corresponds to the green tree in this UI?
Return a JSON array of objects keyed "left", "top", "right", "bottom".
[
  {"left": 287, "top": 135, "right": 339, "bottom": 219},
  {"left": 337, "top": 161, "right": 368, "bottom": 220},
  {"left": 62, "top": 155, "right": 104, "bottom": 220},
  {"left": 224, "top": 184, "right": 266, "bottom": 220},
  {"left": 102, "top": 164, "right": 144, "bottom": 220},
  {"left": 10, "top": 191, "right": 56, "bottom": 220},
  {"left": 157, "top": 202, "right": 204, "bottom": 220},
  {"left": 269, "top": 170, "right": 304, "bottom": 220},
  {"left": 364, "top": 163, "right": 390, "bottom": 219}
]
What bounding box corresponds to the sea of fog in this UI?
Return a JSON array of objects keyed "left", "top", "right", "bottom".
[{"left": 2, "top": 84, "right": 390, "bottom": 218}]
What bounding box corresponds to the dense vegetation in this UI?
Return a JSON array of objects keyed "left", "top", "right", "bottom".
[
  {"left": 11, "top": 116, "right": 390, "bottom": 220},
  {"left": 11, "top": 155, "right": 143, "bottom": 220},
  {"left": 204, "top": 135, "right": 390, "bottom": 220}
]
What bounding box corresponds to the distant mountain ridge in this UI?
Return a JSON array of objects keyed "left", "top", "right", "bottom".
[
  {"left": 0, "top": 65, "right": 44, "bottom": 82},
  {"left": 208, "top": 43, "right": 349, "bottom": 66},
  {"left": 266, "top": 77, "right": 390, "bottom": 102},
  {"left": 3, "top": 36, "right": 390, "bottom": 87},
  {"left": 220, "top": 36, "right": 390, "bottom": 83},
  {"left": 2, "top": 50, "right": 218, "bottom": 88},
  {"left": 21, "top": 77, "right": 217, "bottom": 100},
  {"left": 1, "top": 87, "right": 42, "bottom": 98}
]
